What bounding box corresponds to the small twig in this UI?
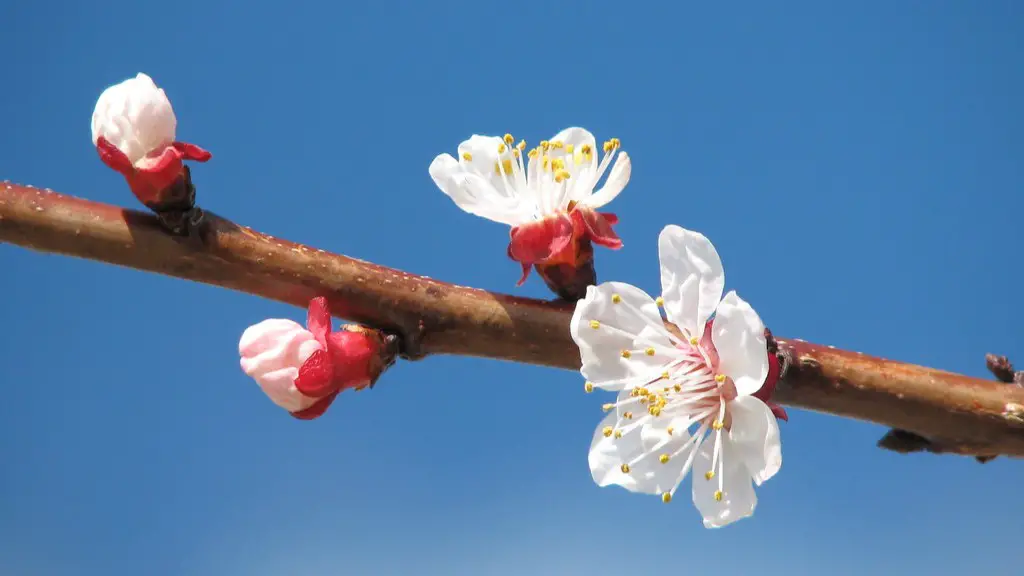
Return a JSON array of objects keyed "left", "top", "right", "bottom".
[{"left": 3, "top": 182, "right": 1024, "bottom": 458}]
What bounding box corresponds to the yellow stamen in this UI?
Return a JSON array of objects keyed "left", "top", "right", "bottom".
[
  {"left": 461, "top": 152, "right": 473, "bottom": 161},
  {"left": 659, "top": 454, "right": 670, "bottom": 464},
  {"left": 705, "top": 471, "right": 715, "bottom": 480},
  {"left": 620, "top": 464, "right": 630, "bottom": 473},
  {"left": 602, "top": 403, "right": 614, "bottom": 412},
  {"left": 611, "top": 294, "right": 622, "bottom": 304},
  {"left": 584, "top": 382, "right": 594, "bottom": 393},
  {"left": 715, "top": 374, "right": 726, "bottom": 383},
  {"left": 621, "top": 350, "right": 631, "bottom": 359},
  {"left": 662, "top": 492, "right": 672, "bottom": 503},
  {"left": 602, "top": 426, "right": 613, "bottom": 437},
  {"left": 712, "top": 420, "right": 724, "bottom": 430},
  {"left": 503, "top": 133, "right": 514, "bottom": 145},
  {"left": 714, "top": 490, "right": 724, "bottom": 502},
  {"left": 655, "top": 296, "right": 664, "bottom": 307},
  {"left": 645, "top": 347, "right": 656, "bottom": 356}
]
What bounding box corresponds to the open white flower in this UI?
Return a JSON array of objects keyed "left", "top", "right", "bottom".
[
  {"left": 570, "top": 225, "right": 783, "bottom": 528},
  {"left": 428, "top": 128, "right": 631, "bottom": 296}
]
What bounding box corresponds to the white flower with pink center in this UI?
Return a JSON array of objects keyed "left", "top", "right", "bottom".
[{"left": 570, "top": 225, "right": 783, "bottom": 528}]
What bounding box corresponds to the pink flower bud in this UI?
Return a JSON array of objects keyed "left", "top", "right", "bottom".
[
  {"left": 239, "top": 297, "right": 398, "bottom": 420},
  {"left": 91, "top": 73, "right": 211, "bottom": 211},
  {"left": 239, "top": 319, "right": 324, "bottom": 413}
]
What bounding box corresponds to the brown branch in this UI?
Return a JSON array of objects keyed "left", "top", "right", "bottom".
[{"left": 3, "top": 181, "right": 1024, "bottom": 458}]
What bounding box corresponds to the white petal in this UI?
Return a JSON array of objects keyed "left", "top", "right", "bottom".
[
  {"left": 91, "top": 72, "right": 176, "bottom": 165},
  {"left": 692, "top": 439, "right": 757, "bottom": 528},
  {"left": 728, "top": 396, "right": 782, "bottom": 485},
  {"left": 623, "top": 416, "right": 695, "bottom": 495},
  {"left": 549, "top": 127, "right": 597, "bottom": 151},
  {"left": 581, "top": 152, "right": 630, "bottom": 209},
  {"left": 657, "top": 225, "right": 724, "bottom": 340},
  {"left": 711, "top": 291, "right": 769, "bottom": 396},
  {"left": 428, "top": 154, "right": 529, "bottom": 225},
  {"left": 570, "top": 282, "right": 673, "bottom": 391},
  {"left": 589, "top": 412, "right": 646, "bottom": 490}
]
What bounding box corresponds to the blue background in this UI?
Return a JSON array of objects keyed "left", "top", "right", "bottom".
[{"left": 2, "top": 1, "right": 1022, "bottom": 574}]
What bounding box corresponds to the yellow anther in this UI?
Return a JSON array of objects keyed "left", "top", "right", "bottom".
[
  {"left": 602, "top": 426, "right": 613, "bottom": 437},
  {"left": 540, "top": 140, "right": 550, "bottom": 151},
  {"left": 630, "top": 387, "right": 640, "bottom": 397},
  {"left": 620, "top": 464, "right": 631, "bottom": 473},
  {"left": 614, "top": 429, "right": 623, "bottom": 439},
  {"left": 655, "top": 296, "right": 664, "bottom": 307},
  {"left": 714, "top": 374, "right": 726, "bottom": 383},
  {"left": 623, "top": 412, "right": 633, "bottom": 419},
  {"left": 714, "top": 490, "right": 724, "bottom": 502},
  {"left": 639, "top": 397, "right": 648, "bottom": 405},
  {"left": 565, "top": 144, "right": 575, "bottom": 153},
  {"left": 542, "top": 155, "right": 550, "bottom": 170},
  {"left": 621, "top": 350, "right": 631, "bottom": 359},
  {"left": 602, "top": 403, "right": 614, "bottom": 412},
  {"left": 589, "top": 320, "right": 600, "bottom": 329},
  {"left": 649, "top": 406, "right": 662, "bottom": 417},
  {"left": 661, "top": 371, "right": 670, "bottom": 380},
  {"left": 497, "top": 143, "right": 506, "bottom": 154},
  {"left": 584, "top": 382, "right": 594, "bottom": 393},
  {"left": 517, "top": 139, "right": 526, "bottom": 150},
  {"left": 528, "top": 148, "right": 539, "bottom": 159},
  {"left": 603, "top": 140, "right": 616, "bottom": 152},
  {"left": 662, "top": 492, "right": 672, "bottom": 503},
  {"left": 638, "top": 388, "right": 649, "bottom": 396},
  {"left": 712, "top": 420, "right": 724, "bottom": 430},
  {"left": 503, "top": 133, "right": 514, "bottom": 145},
  {"left": 659, "top": 454, "right": 670, "bottom": 464},
  {"left": 611, "top": 293, "right": 622, "bottom": 304},
  {"left": 550, "top": 158, "right": 565, "bottom": 171},
  {"left": 663, "top": 387, "right": 670, "bottom": 393},
  {"left": 674, "top": 384, "right": 682, "bottom": 392},
  {"left": 645, "top": 347, "right": 656, "bottom": 356},
  {"left": 581, "top": 143, "right": 593, "bottom": 156},
  {"left": 554, "top": 169, "right": 571, "bottom": 183},
  {"left": 512, "top": 148, "right": 520, "bottom": 158},
  {"left": 493, "top": 159, "right": 514, "bottom": 175},
  {"left": 705, "top": 471, "right": 715, "bottom": 480},
  {"left": 688, "top": 337, "right": 698, "bottom": 346},
  {"left": 461, "top": 152, "right": 473, "bottom": 161},
  {"left": 666, "top": 426, "right": 675, "bottom": 435},
  {"left": 550, "top": 140, "right": 564, "bottom": 149}
]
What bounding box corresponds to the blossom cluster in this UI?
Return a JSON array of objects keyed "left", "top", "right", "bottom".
[{"left": 90, "top": 73, "right": 786, "bottom": 528}]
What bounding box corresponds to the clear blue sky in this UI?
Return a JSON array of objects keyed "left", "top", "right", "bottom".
[{"left": 2, "top": 1, "right": 1022, "bottom": 574}]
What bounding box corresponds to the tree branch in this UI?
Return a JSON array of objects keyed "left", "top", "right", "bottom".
[{"left": 3, "top": 181, "right": 1024, "bottom": 458}]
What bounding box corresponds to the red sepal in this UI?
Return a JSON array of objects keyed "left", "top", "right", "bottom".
[
  {"left": 94, "top": 136, "right": 211, "bottom": 207},
  {"left": 293, "top": 349, "right": 336, "bottom": 398},
  {"left": 753, "top": 350, "right": 789, "bottom": 422},
  {"left": 572, "top": 208, "right": 622, "bottom": 249},
  {"left": 290, "top": 390, "right": 340, "bottom": 420},
  {"left": 306, "top": 296, "right": 332, "bottom": 345}
]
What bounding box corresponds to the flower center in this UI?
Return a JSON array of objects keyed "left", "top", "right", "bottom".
[{"left": 489, "top": 133, "right": 622, "bottom": 218}]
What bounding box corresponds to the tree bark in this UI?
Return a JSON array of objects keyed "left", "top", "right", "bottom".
[{"left": 3, "top": 181, "right": 1023, "bottom": 457}]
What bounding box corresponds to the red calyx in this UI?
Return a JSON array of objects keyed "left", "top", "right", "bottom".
[
  {"left": 95, "top": 136, "right": 211, "bottom": 209},
  {"left": 290, "top": 297, "right": 382, "bottom": 420},
  {"left": 506, "top": 204, "right": 621, "bottom": 300},
  {"left": 753, "top": 351, "right": 788, "bottom": 422}
]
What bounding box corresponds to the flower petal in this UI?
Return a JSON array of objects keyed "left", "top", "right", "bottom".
[
  {"left": 548, "top": 127, "right": 599, "bottom": 204},
  {"left": 712, "top": 291, "right": 769, "bottom": 396},
  {"left": 570, "top": 282, "right": 672, "bottom": 391},
  {"left": 428, "top": 154, "right": 529, "bottom": 226},
  {"left": 589, "top": 411, "right": 645, "bottom": 490},
  {"left": 582, "top": 152, "right": 630, "bottom": 209},
  {"left": 657, "top": 225, "right": 724, "bottom": 340},
  {"left": 728, "top": 396, "right": 782, "bottom": 486},
  {"left": 622, "top": 416, "right": 695, "bottom": 495},
  {"left": 692, "top": 439, "right": 757, "bottom": 528}
]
